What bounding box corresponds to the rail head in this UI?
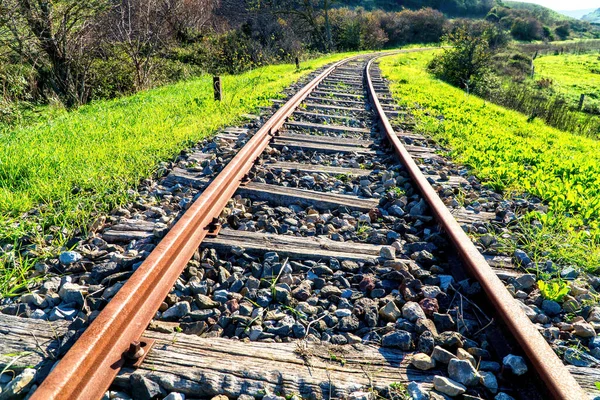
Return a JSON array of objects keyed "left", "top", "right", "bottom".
[{"left": 365, "top": 56, "right": 586, "bottom": 400}]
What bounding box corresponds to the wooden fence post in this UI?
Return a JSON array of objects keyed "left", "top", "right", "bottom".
[
  {"left": 578, "top": 94, "right": 585, "bottom": 111},
  {"left": 530, "top": 51, "right": 537, "bottom": 78},
  {"left": 295, "top": 56, "right": 300, "bottom": 70},
  {"left": 213, "top": 76, "right": 222, "bottom": 101}
]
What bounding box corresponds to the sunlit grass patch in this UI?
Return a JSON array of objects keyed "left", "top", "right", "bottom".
[
  {"left": 380, "top": 50, "right": 600, "bottom": 272},
  {"left": 0, "top": 52, "right": 362, "bottom": 239},
  {"left": 534, "top": 52, "right": 600, "bottom": 114}
]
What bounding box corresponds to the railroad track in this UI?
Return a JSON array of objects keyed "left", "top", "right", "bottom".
[{"left": 1, "top": 51, "right": 598, "bottom": 399}]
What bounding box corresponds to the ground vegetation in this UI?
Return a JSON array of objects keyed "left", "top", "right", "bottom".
[{"left": 381, "top": 50, "right": 600, "bottom": 271}]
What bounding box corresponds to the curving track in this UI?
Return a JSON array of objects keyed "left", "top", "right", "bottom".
[{"left": 24, "top": 52, "right": 591, "bottom": 400}]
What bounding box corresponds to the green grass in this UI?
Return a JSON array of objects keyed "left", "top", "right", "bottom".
[
  {"left": 379, "top": 50, "right": 600, "bottom": 273},
  {"left": 0, "top": 253, "right": 40, "bottom": 298},
  {"left": 534, "top": 53, "right": 600, "bottom": 114},
  {"left": 0, "top": 50, "right": 367, "bottom": 296}
]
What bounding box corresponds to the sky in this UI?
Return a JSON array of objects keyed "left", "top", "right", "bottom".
[{"left": 513, "top": 0, "right": 600, "bottom": 10}]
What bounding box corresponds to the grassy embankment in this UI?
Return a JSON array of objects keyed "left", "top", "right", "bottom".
[
  {"left": 0, "top": 51, "right": 369, "bottom": 296},
  {"left": 534, "top": 52, "right": 600, "bottom": 114},
  {"left": 380, "top": 51, "right": 600, "bottom": 274}
]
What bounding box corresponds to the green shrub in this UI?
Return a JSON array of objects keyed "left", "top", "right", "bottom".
[
  {"left": 428, "top": 23, "right": 494, "bottom": 93},
  {"left": 511, "top": 17, "right": 543, "bottom": 41},
  {"left": 87, "top": 56, "right": 136, "bottom": 101}
]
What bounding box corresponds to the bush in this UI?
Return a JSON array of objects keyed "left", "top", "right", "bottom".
[
  {"left": 490, "top": 52, "right": 531, "bottom": 82},
  {"left": 511, "top": 17, "right": 543, "bottom": 41},
  {"left": 360, "top": 12, "right": 388, "bottom": 50},
  {"left": 328, "top": 7, "right": 444, "bottom": 51},
  {"left": 536, "top": 77, "right": 553, "bottom": 89},
  {"left": 87, "top": 55, "right": 136, "bottom": 101},
  {"left": 0, "top": 62, "right": 38, "bottom": 103},
  {"left": 330, "top": 8, "right": 363, "bottom": 50},
  {"left": 0, "top": 99, "right": 20, "bottom": 125},
  {"left": 449, "top": 19, "right": 509, "bottom": 49},
  {"left": 485, "top": 12, "right": 500, "bottom": 23},
  {"left": 428, "top": 23, "right": 495, "bottom": 93},
  {"left": 385, "top": 8, "right": 446, "bottom": 46},
  {"left": 555, "top": 23, "right": 570, "bottom": 40}
]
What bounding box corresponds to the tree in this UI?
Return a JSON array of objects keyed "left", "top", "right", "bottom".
[
  {"left": 107, "top": 0, "right": 171, "bottom": 90},
  {"left": 262, "top": 0, "right": 335, "bottom": 51},
  {"left": 428, "top": 23, "right": 495, "bottom": 93},
  {"left": 106, "top": 0, "right": 215, "bottom": 90},
  {"left": 379, "top": 8, "right": 446, "bottom": 47},
  {"left": 164, "top": 0, "right": 215, "bottom": 42},
  {"left": 555, "top": 23, "right": 570, "bottom": 40},
  {"left": 359, "top": 10, "right": 387, "bottom": 49},
  {"left": 0, "top": 0, "right": 110, "bottom": 106},
  {"left": 450, "top": 19, "right": 508, "bottom": 50}
]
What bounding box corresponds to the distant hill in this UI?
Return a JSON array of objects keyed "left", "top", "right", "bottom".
[
  {"left": 503, "top": 1, "right": 573, "bottom": 22},
  {"left": 559, "top": 9, "right": 597, "bottom": 19},
  {"left": 582, "top": 8, "right": 600, "bottom": 23}
]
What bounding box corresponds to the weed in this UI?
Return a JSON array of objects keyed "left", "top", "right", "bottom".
[
  {"left": 454, "top": 187, "right": 467, "bottom": 207},
  {"left": 262, "top": 257, "right": 289, "bottom": 301},
  {"left": 564, "top": 313, "right": 576, "bottom": 322},
  {"left": 335, "top": 173, "right": 350, "bottom": 183},
  {"left": 0, "top": 250, "right": 44, "bottom": 298},
  {"left": 387, "top": 186, "right": 405, "bottom": 197},
  {"left": 538, "top": 279, "right": 570, "bottom": 302},
  {"left": 243, "top": 312, "right": 264, "bottom": 334},
  {"left": 581, "top": 294, "right": 600, "bottom": 307},
  {"left": 171, "top": 326, "right": 183, "bottom": 344},
  {"left": 328, "top": 350, "right": 346, "bottom": 366},
  {"left": 281, "top": 305, "right": 306, "bottom": 320},
  {"left": 388, "top": 382, "right": 410, "bottom": 400},
  {"left": 0, "top": 351, "right": 33, "bottom": 380},
  {"left": 355, "top": 221, "right": 371, "bottom": 240},
  {"left": 243, "top": 297, "right": 262, "bottom": 308}
]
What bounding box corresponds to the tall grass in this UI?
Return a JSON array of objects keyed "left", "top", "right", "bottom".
[
  {"left": 491, "top": 82, "right": 600, "bottom": 137},
  {"left": 488, "top": 51, "right": 600, "bottom": 137},
  {"left": 0, "top": 51, "right": 362, "bottom": 246},
  {"left": 534, "top": 53, "right": 600, "bottom": 115}
]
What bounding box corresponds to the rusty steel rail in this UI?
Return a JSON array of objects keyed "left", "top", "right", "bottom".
[
  {"left": 365, "top": 57, "right": 585, "bottom": 400},
  {"left": 30, "top": 56, "right": 364, "bottom": 400}
]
